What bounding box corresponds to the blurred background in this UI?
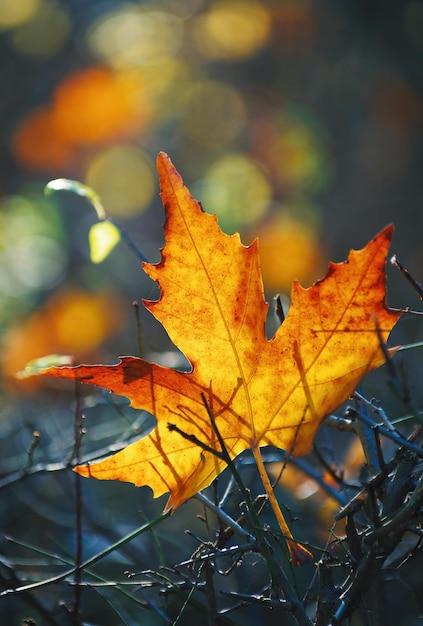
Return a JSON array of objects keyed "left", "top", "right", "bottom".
[{"left": 1, "top": 1, "right": 423, "bottom": 624}]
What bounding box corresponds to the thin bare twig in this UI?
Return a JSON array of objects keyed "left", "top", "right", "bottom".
[
  {"left": 0, "top": 513, "right": 170, "bottom": 598},
  {"left": 391, "top": 255, "right": 423, "bottom": 300},
  {"left": 72, "top": 381, "right": 84, "bottom": 624},
  {"left": 354, "top": 391, "right": 396, "bottom": 433},
  {"left": 194, "top": 492, "right": 256, "bottom": 543}
]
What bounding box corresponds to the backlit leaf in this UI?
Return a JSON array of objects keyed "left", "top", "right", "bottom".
[
  {"left": 36, "top": 153, "right": 400, "bottom": 562},
  {"left": 89, "top": 221, "right": 121, "bottom": 263}
]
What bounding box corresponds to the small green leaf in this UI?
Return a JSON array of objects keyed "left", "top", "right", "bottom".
[
  {"left": 89, "top": 220, "right": 121, "bottom": 263},
  {"left": 17, "top": 354, "right": 75, "bottom": 378}
]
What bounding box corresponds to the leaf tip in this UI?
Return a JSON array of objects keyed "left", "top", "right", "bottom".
[
  {"left": 74, "top": 463, "right": 93, "bottom": 478},
  {"left": 377, "top": 223, "right": 395, "bottom": 247},
  {"left": 384, "top": 222, "right": 395, "bottom": 236},
  {"left": 156, "top": 151, "right": 171, "bottom": 171},
  {"left": 156, "top": 151, "right": 183, "bottom": 195}
]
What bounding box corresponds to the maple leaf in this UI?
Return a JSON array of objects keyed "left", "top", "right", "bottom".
[{"left": 38, "top": 153, "right": 400, "bottom": 564}]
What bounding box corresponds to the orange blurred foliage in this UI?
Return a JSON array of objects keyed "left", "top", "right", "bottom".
[
  {"left": 2, "top": 288, "right": 124, "bottom": 391},
  {"left": 255, "top": 213, "right": 324, "bottom": 291},
  {"left": 52, "top": 66, "right": 149, "bottom": 144},
  {"left": 12, "top": 66, "right": 150, "bottom": 171},
  {"left": 12, "top": 106, "right": 76, "bottom": 171},
  {"left": 270, "top": 462, "right": 340, "bottom": 526},
  {"left": 341, "top": 436, "right": 366, "bottom": 481}
]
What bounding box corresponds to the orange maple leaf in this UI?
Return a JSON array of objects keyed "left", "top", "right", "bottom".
[{"left": 39, "top": 153, "right": 400, "bottom": 564}]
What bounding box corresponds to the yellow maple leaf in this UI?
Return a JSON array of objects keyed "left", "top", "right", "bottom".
[{"left": 37, "top": 153, "right": 400, "bottom": 564}]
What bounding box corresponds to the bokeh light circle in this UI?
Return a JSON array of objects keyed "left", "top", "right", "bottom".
[
  {"left": 87, "top": 5, "right": 183, "bottom": 69},
  {"left": 0, "top": 0, "right": 40, "bottom": 28},
  {"left": 193, "top": 0, "right": 271, "bottom": 61},
  {"left": 182, "top": 80, "right": 246, "bottom": 148},
  {"left": 255, "top": 211, "right": 324, "bottom": 291},
  {"left": 193, "top": 153, "right": 272, "bottom": 233},
  {"left": 10, "top": 1, "right": 71, "bottom": 57},
  {"left": 85, "top": 146, "right": 155, "bottom": 218}
]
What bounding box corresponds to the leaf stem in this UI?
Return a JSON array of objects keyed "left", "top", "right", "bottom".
[
  {"left": 252, "top": 446, "right": 312, "bottom": 566},
  {"left": 107, "top": 217, "right": 149, "bottom": 264},
  {"left": 199, "top": 395, "right": 313, "bottom": 626}
]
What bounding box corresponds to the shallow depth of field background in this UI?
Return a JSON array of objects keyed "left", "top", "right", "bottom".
[{"left": 1, "top": 1, "right": 423, "bottom": 624}]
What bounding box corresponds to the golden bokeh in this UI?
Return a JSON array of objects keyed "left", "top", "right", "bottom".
[
  {"left": 85, "top": 146, "right": 155, "bottom": 218},
  {"left": 0, "top": 0, "right": 40, "bottom": 28},
  {"left": 193, "top": 0, "right": 271, "bottom": 61},
  {"left": 87, "top": 5, "right": 183, "bottom": 69},
  {"left": 10, "top": 0, "right": 71, "bottom": 57},
  {"left": 255, "top": 212, "right": 324, "bottom": 291},
  {"left": 196, "top": 153, "right": 272, "bottom": 232},
  {"left": 12, "top": 66, "right": 152, "bottom": 172}
]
